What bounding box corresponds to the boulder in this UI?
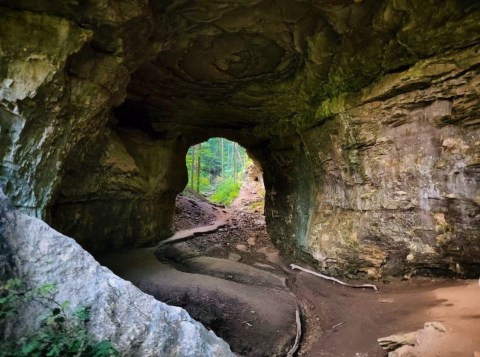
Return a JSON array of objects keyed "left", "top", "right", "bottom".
[{"left": 0, "top": 199, "right": 234, "bottom": 357}]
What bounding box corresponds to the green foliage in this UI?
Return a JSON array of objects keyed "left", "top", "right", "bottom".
[
  {"left": 210, "top": 178, "right": 241, "bottom": 205},
  {"left": 0, "top": 279, "right": 118, "bottom": 357},
  {"left": 185, "top": 138, "right": 248, "bottom": 199},
  {"left": 199, "top": 176, "right": 211, "bottom": 194},
  {"left": 0, "top": 278, "right": 25, "bottom": 319}
]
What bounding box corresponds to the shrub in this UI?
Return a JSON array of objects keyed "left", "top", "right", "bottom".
[
  {"left": 0, "top": 279, "right": 118, "bottom": 357},
  {"left": 210, "top": 178, "right": 241, "bottom": 205}
]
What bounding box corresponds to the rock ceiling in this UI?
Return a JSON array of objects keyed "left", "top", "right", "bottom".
[
  {"left": 0, "top": 0, "right": 479, "bottom": 277},
  {"left": 121, "top": 0, "right": 480, "bottom": 134},
  {"left": 3, "top": 0, "right": 478, "bottom": 135}
]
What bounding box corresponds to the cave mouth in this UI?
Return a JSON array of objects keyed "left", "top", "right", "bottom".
[
  {"left": 182, "top": 137, "right": 264, "bottom": 207},
  {"left": 48, "top": 125, "right": 283, "bottom": 257},
  {"left": 172, "top": 137, "right": 267, "bottom": 244},
  {"left": 95, "top": 136, "right": 293, "bottom": 356}
]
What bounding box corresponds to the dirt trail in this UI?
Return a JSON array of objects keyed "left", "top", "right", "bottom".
[
  {"left": 293, "top": 273, "right": 480, "bottom": 356},
  {"left": 98, "top": 168, "right": 480, "bottom": 357},
  {"left": 100, "top": 172, "right": 299, "bottom": 356},
  {"left": 160, "top": 202, "right": 228, "bottom": 246}
]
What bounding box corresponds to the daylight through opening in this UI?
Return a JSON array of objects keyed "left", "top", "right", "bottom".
[{"left": 183, "top": 138, "right": 265, "bottom": 209}]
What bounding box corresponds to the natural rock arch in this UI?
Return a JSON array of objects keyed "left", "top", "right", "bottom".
[{"left": 0, "top": 0, "right": 478, "bottom": 278}]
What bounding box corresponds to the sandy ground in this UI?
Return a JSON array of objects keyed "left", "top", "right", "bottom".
[
  {"left": 387, "top": 281, "right": 480, "bottom": 357},
  {"left": 97, "top": 167, "right": 480, "bottom": 357},
  {"left": 293, "top": 273, "right": 480, "bottom": 357}
]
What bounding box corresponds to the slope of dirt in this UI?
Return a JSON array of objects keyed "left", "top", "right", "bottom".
[
  {"left": 173, "top": 193, "right": 218, "bottom": 231},
  {"left": 292, "top": 272, "right": 480, "bottom": 356},
  {"left": 167, "top": 170, "right": 273, "bottom": 268},
  {"left": 384, "top": 281, "right": 480, "bottom": 357}
]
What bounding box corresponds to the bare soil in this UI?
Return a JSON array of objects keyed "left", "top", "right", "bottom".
[
  {"left": 98, "top": 171, "right": 480, "bottom": 357},
  {"left": 293, "top": 273, "right": 480, "bottom": 356},
  {"left": 173, "top": 193, "right": 217, "bottom": 231}
]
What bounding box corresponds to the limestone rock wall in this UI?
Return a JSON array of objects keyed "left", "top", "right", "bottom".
[
  {"left": 50, "top": 129, "right": 188, "bottom": 251},
  {"left": 0, "top": 1, "right": 181, "bottom": 251},
  {"left": 252, "top": 138, "right": 315, "bottom": 259},
  {"left": 302, "top": 47, "right": 480, "bottom": 278},
  {"left": 0, "top": 8, "right": 94, "bottom": 216},
  {"left": 0, "top": 1, "right": 158, "bottom": 217}
]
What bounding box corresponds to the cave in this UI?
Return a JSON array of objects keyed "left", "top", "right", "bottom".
[{"left": 1, "top": 0, "right": 479, "bottom": 356}]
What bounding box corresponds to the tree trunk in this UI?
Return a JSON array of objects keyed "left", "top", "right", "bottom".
[
  {"left": 190, "top": 145, "right": 195, "bottom": 190},
  {"left": 233, "top": 143, "right": 237, "bottom": 183},
  {"left": 196, "top": 143, "right": 201, "bottom": 193},
  {"left": 221, "top": 138, "right": 224, "bottom": 178},
  {"left": 237, "top": 145, "right": 244, "bottom": 174}
]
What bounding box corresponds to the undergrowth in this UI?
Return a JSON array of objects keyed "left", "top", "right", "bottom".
[
  {"left": 0, "top": 279, "right": 118, "bottom": 357},
  {"left": 210, "top": 178, "right": 241, "bottom": 205}
]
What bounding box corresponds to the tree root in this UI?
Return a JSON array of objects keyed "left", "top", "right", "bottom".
[
  {"left": 286, "top": 309, "right": 302, "bottom": 357},
  {"left": 290, "top": 264, "right": 378, "bottom": 292}
]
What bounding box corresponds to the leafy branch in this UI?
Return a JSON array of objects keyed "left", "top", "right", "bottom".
[{"left": 0, "top": 279, "right": 119, "bottom": 357}]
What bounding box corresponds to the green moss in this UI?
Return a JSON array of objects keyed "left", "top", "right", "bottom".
[{"left": 315, "top": 92, "right": 348, "bottom": 120}]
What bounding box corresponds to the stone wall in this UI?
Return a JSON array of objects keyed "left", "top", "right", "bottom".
[
  {"left": 301, "top": 47, "right": 480, "bottom": 278},
  {"left": 0, "top": 3, "right": 159, "bottom": 218},
  {"left": 50, "top": 129, "right": 188, "bottom": 250}
]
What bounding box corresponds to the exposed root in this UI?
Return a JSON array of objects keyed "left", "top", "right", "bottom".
[
  {"left": 158, "top": 222, "right": 228, "bottom": 247},
  {"left": 286, "top": 309, "right": 302, "bottom": 357},
  {"left": 290, "top": 264, "right": 378, "bottom": 292}
]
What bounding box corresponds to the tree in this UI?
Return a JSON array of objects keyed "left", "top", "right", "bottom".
[
  {"left": 184, "top": 138, "right": 248, "bottom": 203},
  {"left": 233, "top": 142, "right": 237, "bottom": 183},
  {"left": 190, "top": 145, "right": 195, "bottom": 190},
  {"left": 221, "top": 138, "right": 224, "bottom": 178},
  {"left": 196, "top": 143, "right": 201, "bottom": 193}
]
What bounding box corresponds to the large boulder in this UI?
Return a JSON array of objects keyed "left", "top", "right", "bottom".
[{"left": 0, "top": 197, "right": 234, "bottom": 357}]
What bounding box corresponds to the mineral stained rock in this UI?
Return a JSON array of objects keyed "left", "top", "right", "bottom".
[
  {"left": 0, "top": 200, "right": 234, "bottom": 357},
  {"left": 0, "top": 0, "right": 479, "bottom": 277}
]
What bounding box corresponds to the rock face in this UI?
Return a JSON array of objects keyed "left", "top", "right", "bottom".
[
  {"left": 51, "top": 129, "right": 187, "bottom": 251},
  {"left": 0, "top": 198, "right": 234, "bottom": 357},
  {"left": 0, "top": 1, "right": 479, "bottom": 277},
  {"left": 304, "top": 50, "right": 480, "bottom": 278}
]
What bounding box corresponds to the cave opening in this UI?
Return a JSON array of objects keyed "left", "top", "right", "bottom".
[
  {"left": 183, "top": 137, "right": 252, "bottom": 203},
  {"left": 172, "top": 136, "right": 268, "bottom": 251},
  {"left": 91, "top": 137, "right": 300, "bottom": 356}
]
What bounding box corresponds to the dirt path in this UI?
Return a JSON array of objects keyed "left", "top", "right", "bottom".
[
  {"left": 100, "top": 175, "right": 299, "bottom": 356},
  {"left": 160, "top": 199, "right": 228, "bottom": 246},
  {"left": 292, "top": 272, "right": 480, "bottom": 356},
  {"left": 98, "top": 169, "right": 480, "bottom": 357}
]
